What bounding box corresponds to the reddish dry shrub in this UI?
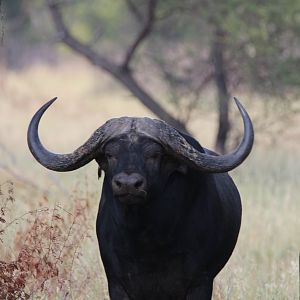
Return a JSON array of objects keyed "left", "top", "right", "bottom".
[
  {"left": 0, "top": 260, "right": 29, "bottom": 299},
  {"left": 0, "top": 180, "right": 95, "bottom": 299}
]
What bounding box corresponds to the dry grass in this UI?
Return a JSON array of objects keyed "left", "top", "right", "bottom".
[
  {"left": 0, "top": 59, "right": 299, "bottom": 299},
  {"left": 213, "top": 151, "right": 300, "bottom": 299},
  {"left": 0, "top": 179, "right": 108, "bottom": 299}
]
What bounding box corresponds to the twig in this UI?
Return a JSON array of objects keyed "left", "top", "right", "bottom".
[
  {"left": 125, "top": 0, "right": 143, "bottom": 23},
  {"left": 56, "top": 204, "right": 74, "bottom": 216},
  {"left": 122, "top": 0, "right": 157, "bottom": 69},
  {"left": 46, "top": 0, "right": 115, "bottom": 73},
  {"left": 54, "top": 214, "right": 76, "bottom": 264},
  {"left": 68, "top": 230, "right": 89, "bottom": 298},
  {"left": 88, "top": 25, "right": 104, "bottom": 47},
  {"left": 1, "top": 207, "right": 49, "bottom": 233}
]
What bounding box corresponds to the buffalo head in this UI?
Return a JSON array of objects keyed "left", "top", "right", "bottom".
[{"left": 96, "top": 133, "right": 190, "bottom": 205}]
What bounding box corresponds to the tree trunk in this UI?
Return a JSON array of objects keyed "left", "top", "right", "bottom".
[{"left": 211, "top": 28, "right": 230, "bottom": 154}]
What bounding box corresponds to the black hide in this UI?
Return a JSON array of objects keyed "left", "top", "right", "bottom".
[{"left": 96, "top": 133, "right": 241, "bottom": 300}]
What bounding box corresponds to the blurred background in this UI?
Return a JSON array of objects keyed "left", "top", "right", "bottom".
[{"left": 0, "top": 0, "right": 299, "bottom": 299}]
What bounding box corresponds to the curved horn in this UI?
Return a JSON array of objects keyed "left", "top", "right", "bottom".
[
  {"left": 157, "top": 97, "right": 254, "bottom": 173},
  {"left": 27, "top": 98, "right": 105, "bottom": 171}
]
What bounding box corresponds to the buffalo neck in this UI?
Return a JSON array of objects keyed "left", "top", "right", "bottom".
[{"left": 101, "top": 169, "right": 205, "bottom": 246}]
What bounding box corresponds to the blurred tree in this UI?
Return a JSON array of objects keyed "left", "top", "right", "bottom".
[
  {"left": 9, "top": 0, "right": 300, "bottom": 151},
  {"left": 45, "top": 0, "right": 188, "bottom": 134},
  {"left": 2, "top": 0, "right": 56, "bottom": 68},
  {"left": 147, "top": 0, "right": 300, "bottom": 151},
  {"left": 2, "top": 0, "right": 31, "bottom": 68}
]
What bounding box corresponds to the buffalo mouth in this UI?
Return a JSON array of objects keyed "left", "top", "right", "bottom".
[{"left": 115, "top": 193, "right": 147, "bottom": 205}]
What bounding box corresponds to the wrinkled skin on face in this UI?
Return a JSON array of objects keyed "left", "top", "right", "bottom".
[{"left": 96, "top": 134, "right": 187, "bottom": 206}]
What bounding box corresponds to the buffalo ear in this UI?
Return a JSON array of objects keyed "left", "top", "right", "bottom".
[
  {"left": 163, "top": 156, "right": 188, "bottom": 176},
  {"left": 98, "top": 167, "right": 103, "bottom": 179},
  {"left": 95, "top": 157, "right": 105, "bottom": 179}
]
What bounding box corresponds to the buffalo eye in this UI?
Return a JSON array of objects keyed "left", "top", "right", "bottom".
[
  {"left": 144, "top": 151, "right": 163, "bottom": 164},
  {"left": 143, "top": 143, "right": 163, "bottom": 162},
  {"left": 105, "top": 152, "right": 118, "bottom": 160}
]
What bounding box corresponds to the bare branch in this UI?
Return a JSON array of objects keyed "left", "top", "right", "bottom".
[
  {"left": 45, "top": 0, "right": 188, "bottom": 133},
  {"left": 88, "top": 25, "right": 104, "bottom": 47},
  {"left": 46, "top": 0, "right": 117, "bottom": 74},
  {"left": 122, "top": 0, "right": 157, "bottom": 69}
]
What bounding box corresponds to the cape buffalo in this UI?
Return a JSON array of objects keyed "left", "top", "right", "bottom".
[{"left": 28, "top": 97, "right": 254, "bottom": 300}]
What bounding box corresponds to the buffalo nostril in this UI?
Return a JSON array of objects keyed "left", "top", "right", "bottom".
[
  {"left": 112, "top": 173, "right": 146, "bottom": 196},
  {"left": 115, "top": 180, "right": 122, "bottom": 188},
  {"left": 134, "top": 179, "right": 144, "bottom": 189}
]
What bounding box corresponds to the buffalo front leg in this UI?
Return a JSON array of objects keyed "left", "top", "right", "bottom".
[
  {"left": 186, "top": 281, "right": 213, "bottom": 300},
  {"left": 108, "top": 279, "right": 130, "bottom": 300}
]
